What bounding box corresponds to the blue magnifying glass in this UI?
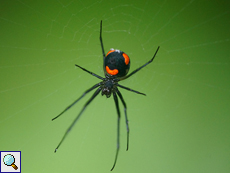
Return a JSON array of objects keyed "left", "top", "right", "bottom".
[{"left": 3, "top": 154, "right": 18, "bottom": 170}]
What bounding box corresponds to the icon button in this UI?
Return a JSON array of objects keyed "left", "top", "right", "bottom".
[
  {"left": 1, "top": 151, "right": 21, "bottom": 173},
  {"left": 3, "top": 154, "right": 18, "bottom": 170}
]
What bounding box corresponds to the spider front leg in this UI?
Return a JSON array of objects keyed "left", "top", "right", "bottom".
[
  {"left": 111, "top": 92, "right": 121, "bottom": 171},
  {"left": 53, "top": 87, "right": 101, "bottom": 152},
  {"left": 116, "top": 88, "right": 129, "bottom": 151},
  {"left": 52, "top": 82, "right": 102, "bottom": 121}
]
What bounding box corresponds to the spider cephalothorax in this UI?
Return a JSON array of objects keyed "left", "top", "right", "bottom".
[
  {"left": 52, "top": 20, "right": 160, "bottom": 171},
  {"left": 101, "top": 77, "right": 117, "bottom": 98}
]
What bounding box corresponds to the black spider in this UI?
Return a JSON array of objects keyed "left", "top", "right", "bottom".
[{"left": 52, "top": 20, "right": 160, "bottom": 171}]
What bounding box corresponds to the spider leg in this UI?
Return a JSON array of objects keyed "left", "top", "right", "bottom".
[
  {"left": 111, "top": 92, "right": 121, "bottom": 171},
  {"left": 99, "top": 20, "right": 106, "bottom": 74},
  {"left": 52, "top": 82, "right": 102, "bottom": 121},
  {"left": 116, "top": 88, "right": 129, "bottom": 151},
  {"left": 117, "top": 84, "right": 146, "bottom": 96},
  {"left": 120, "top": 46, "right": 160, "bottom": 81},
  {"left": 100, "top": 20, "right": 106, "bottom": 60},
  {"left": 75, "top": 64, "right": 104, "bottom": 80},
  {"left": 54, "top": 87, "right": 101, "bottom": 152}
]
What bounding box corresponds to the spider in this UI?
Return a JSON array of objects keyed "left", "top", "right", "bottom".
[{"left": 52, "top": 20, "right": 160, "bottom": 171}]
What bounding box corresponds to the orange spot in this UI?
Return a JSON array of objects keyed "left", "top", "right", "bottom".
[
  {"left": 106, "top": 50, "right": 115, "bottom": 56},
  {"left": 122, "top": 53, "right": 130, "bottom": 65},
  {"left": 106, "top": 66, "right": 118, "bottom": 75}
]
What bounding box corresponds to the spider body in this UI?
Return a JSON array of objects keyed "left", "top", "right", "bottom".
[
  {"left": 101, "top": 49, "right": 130, "bottom": 98},
  {"left": 104, "top": 49, "right": 130, "bottom": 78},
  {"left": 101, "top": 77, "right": 116, "bottom": 98},
  {"left": 52, "top": 20, "right": 160, "bottom": 171}
]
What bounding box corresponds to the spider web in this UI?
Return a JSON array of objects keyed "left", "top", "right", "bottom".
[{"left": 0, "top": 0, "right": 230, "bottom": 172}]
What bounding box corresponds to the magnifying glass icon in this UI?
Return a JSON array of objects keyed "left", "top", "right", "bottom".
[{"left": 3, "top": 154, "right": 18, "bottom": 170}]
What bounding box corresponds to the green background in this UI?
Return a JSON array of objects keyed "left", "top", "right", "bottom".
[{"left": 0, "top": 1, "right": 229, "bottom": 173}]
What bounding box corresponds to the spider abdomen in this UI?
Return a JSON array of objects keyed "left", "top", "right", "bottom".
[{"left": 104, "top": 49, "right": 130, "bottom": 78}]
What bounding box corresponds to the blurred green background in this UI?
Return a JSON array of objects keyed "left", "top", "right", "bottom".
[{"left": 0, "top": 0, "right": 230, "bottom": 173}]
